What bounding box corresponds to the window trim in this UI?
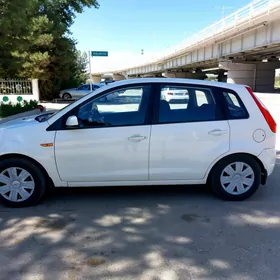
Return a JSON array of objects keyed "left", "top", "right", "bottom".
[
  {"left": 47, "top": 83, "right": 154, "bottom": 131},
  {"left": 152, "top": 83, "right": 226, "bottom": 125}
]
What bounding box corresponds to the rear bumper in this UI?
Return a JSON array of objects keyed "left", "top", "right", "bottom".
[
  {"left": 258, "top": 147, "right": 276, "bottom": 179},
  {"left": 166, "top": 97, "right": 189, "bottom": 103}
]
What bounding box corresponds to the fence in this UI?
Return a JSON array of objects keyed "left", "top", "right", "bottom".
[{"left": 0, "top": 79, "right": 39, "bottom": 103}]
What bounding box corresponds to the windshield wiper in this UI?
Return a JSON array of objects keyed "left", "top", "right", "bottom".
[{"left": 35, "top": 112, "right": 55, "bottom": 122}]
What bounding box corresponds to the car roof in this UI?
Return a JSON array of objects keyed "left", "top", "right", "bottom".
[{"left": 106, "top": 78, "right": 247, "bottom": 90}]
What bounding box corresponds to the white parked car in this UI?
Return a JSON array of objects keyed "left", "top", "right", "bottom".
[
  {"left": 0, "top": 78, "right": 277, "bottom": 207},
  {"left": 161, "top": 86, "right": 189, "bottom": 103}
]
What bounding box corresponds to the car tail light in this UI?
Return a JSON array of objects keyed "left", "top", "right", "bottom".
[
  {"left": 246, "top": 86, "right": 277, "bottom": 133},
  {"left": 167, "top": 92, "right": 173, "bottom": 95}
]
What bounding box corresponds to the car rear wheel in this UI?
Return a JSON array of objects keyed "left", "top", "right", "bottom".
[
  {"left": 63, "top": 93, "right": 72, "bottom": 99},
  {"left": 0, "top": 158, "right": 47, "bottom": 207},
  {"left": 210, "top": 155, "right": 261, "bottom": 201}
]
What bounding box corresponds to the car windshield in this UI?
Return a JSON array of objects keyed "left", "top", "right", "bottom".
[{"left": 38, "top": 85, "right": 106, "bottom": 123}]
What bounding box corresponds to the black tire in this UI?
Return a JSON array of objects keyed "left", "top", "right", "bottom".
[
  {"left": 63, "top": 93, "right": 72, "bottom": 99},
  {"left": 0, "top": 158, "right": 47, "bottom": 207},
  {"left": 210, "top": 154, "right": 261, "bottom": 201}
]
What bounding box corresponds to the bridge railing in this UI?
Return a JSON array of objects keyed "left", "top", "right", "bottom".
[
  {"left": 94, "top": 0, "right": 280, "bottom": 74},
  {"left": 161, "top": 0, "right": 280, "bottom": 60}
]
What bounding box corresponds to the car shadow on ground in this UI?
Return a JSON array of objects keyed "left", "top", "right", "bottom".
[{"left": 0, "top": 156, "right": 279, "bottom": 279}]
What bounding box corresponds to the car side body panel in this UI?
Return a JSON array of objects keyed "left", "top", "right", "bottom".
[{"left": 0, "top": 119, "right": 65, "bottom": 187}]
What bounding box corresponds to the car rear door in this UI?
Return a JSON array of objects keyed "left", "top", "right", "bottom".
[
  {"left": 149, "top": 83, "right": 230, "bottom": 181},
  {"left": 76, "top": 85, "right": 90, "bottom": 98}
]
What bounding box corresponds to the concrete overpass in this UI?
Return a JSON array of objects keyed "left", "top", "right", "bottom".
[{"left": 92, "top": 0, "right": 280, "bottom": 92}]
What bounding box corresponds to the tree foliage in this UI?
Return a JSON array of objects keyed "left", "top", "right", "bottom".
[{"left": 0, "top": 0, "right": 99, "bottom": 99}]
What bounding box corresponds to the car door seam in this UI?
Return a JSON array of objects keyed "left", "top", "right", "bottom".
[
  {"left": 53, "top": 131, "right": 67, "bottom": 185},
  {"left": 227, "top": 120, "right": 232, "bottom": 152},
  {"left": 148, "top": 125, "right": 153, "bottom": 180}
]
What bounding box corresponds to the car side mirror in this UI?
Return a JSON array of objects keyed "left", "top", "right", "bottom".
[{"left": 66, "top": 115, "right": 79, "bottom": 127}]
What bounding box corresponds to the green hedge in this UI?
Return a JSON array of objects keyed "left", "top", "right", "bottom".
[{"left": 0, "top": 100, "right": 38, "bottom": 118}]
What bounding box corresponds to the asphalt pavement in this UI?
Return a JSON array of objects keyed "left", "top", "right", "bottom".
[{"left": 0, "top": 94, "right": 280, "bottom": 280}]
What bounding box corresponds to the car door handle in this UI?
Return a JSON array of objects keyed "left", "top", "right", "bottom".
[
  {"left": 128, "top": 135, "right": 148, "bottom": 142},
  {"left": 208, "top": 129, "right": 228, "bottom": 136}
]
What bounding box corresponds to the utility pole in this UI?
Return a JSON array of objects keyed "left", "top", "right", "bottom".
[{"left": 88, "top": 51, "right": 93, "bottom": 92}]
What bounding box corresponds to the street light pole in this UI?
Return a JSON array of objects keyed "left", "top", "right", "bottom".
[{"left": 88, "top": 50, "right": 93, "bottom": 92}]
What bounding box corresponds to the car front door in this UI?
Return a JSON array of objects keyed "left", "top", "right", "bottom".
[
  {"left": 54, "top": 84, "right": 152, "bottom": 184},
  {"left": 149, "top": 84, "right": 230, "bottom": 181},
  {"left": 75, "top": 84, "right": 90, "bottom": 98}
]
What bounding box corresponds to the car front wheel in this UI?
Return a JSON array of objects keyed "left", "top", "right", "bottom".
[
  {"left": 211, "top": 155, "right": 261, "bottom": 201},
  {"left": 0, "top": 158, "right": 47, "bottom": 207},
  {"left": 63, "top": 93, "right": 72, "bottom": 99}
]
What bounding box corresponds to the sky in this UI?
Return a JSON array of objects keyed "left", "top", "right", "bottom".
[{"left": 70, "top": 0, "right": 254, "bottom": 72}]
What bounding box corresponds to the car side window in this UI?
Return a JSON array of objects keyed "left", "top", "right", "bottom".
[
  {"left": 158, "top": 85, "right": 221, "bottom": 123},
  {"left": 222, "top": 91, "right": 249, "bottom": 119},
  {"left": 77, "top": 86, "right": 149, "bottom": 128},
  {"left": 78, "top": 85, "right": 89, "bottom": 90},
  {"left": 160, "top": 86, "right": 189, "bottom": 109},
  {"left": 196, "top": 90, "right": 208, "bottom": 106}
]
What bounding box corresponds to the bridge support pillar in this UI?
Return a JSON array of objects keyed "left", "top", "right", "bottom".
[
  {"left": 255, "top": 63, "right": 279, "bottom": 92},
  {"left": 217, "top": 72, "right": 227, "bottom": 82},
  {"left": 219, "top": 61, "right": 256, "bottom": 89},
  {"left": 219, "top": 61, "right": 280, "bottom": 92},
  {"left": 113, "top": 74, "right": 126, "bottom": 81}
]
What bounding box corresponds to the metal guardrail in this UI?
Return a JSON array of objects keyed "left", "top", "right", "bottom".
[
  {"left": 161, "top": 0, "right": 280, "bottom": 59},
  {"left": 0, "top": 79, "right": 32, "bottom": 95}
]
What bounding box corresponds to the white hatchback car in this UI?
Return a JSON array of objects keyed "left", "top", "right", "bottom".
[{"left": 0, "top": 78, "right": 277, "bottom": 207}]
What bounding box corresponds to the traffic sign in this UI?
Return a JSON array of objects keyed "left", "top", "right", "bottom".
[{"left": 91, "top": 51, "right": 108, "bottom": 57}]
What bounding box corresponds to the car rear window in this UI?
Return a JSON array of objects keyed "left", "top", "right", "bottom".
[{"left": 222, "top": 91, "right": 249, "bottom": 119}]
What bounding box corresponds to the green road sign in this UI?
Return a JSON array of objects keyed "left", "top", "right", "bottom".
[{"left": 91, "top": 51, "right": 108, "bottom": 57}]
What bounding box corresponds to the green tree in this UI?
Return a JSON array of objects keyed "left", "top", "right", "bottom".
[
  {"left": 0, "top": 0, "right": 35, "bottom": 77},
  {"left": 0, "top": 0, "right": 99, "bottom": 99}
]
